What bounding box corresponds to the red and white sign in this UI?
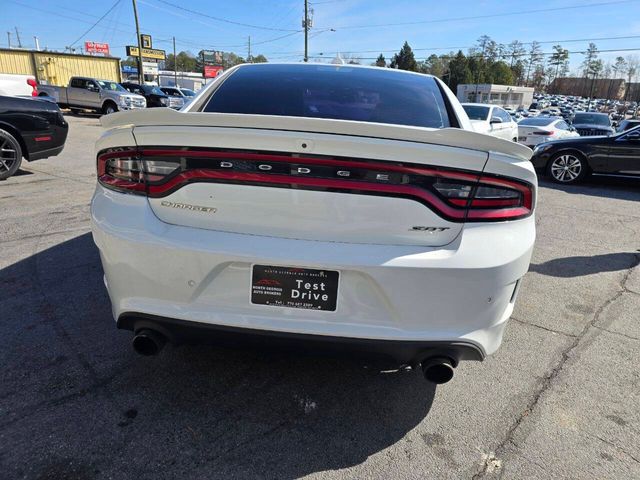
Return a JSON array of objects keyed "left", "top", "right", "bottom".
[
  {"left": 84, "top": 41, "right": 110, "bottom": 55},
  {"left": 204, "top": 65, "right": 224, "bottom": 78}
]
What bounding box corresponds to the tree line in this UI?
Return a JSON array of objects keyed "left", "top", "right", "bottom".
[
  {"left": 122, "top": 50, "right": 268, "bottom": 72},
  {"left": 372, "top": 37, "right": 640, "bottom": 93}
]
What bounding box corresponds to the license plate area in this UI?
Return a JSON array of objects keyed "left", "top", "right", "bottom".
[
  {"left": 518, "top": 136, "right": 527, "bottom": 141},
  {"left": 251, "top": 265, "right": 339, "bottom": 311}
]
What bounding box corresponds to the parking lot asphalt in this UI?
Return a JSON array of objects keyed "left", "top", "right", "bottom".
[{"left": 1, "top": 114, "right": 639, "bottom": 480}]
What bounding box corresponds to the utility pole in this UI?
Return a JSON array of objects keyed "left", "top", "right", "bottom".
[
  {"left": 248, "top": 36, "right": 251, "bottom": 63},
  {"left": 173, "top": 36, "right": 177, "bottom": 87},
  {"left": 7, "top": 32, "right": 11, "bottom": 49},
  {"left": 33, "top": 36, "right": 40, "bottom": 51},
  {"left": 14, "top": 27, "right": 22, "bottom": 48},
  {"left": 132, "top": 0, "right": 144, "bottom": 84},
  {"left": 303, "top": 0, "right": 308, "bottom": 62}
]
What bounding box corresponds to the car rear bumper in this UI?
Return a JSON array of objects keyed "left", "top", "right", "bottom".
[
  {"left": 118, "top": 313, "right": 484, "bottom": 364},
  {"left": 91, "top": 185, "right": 535, "bottom": 361}
]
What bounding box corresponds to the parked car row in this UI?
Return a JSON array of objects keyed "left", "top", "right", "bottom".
[
  {"left": 461, "top": 100, "right": 639, "bottom": 186},
  {"left": 36, "top": 76, "right": 198, "bottom": 115}
]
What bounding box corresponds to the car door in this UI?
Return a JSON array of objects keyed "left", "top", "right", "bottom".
[
  {"left": 605, "top": 128, "right": 640, "bottom": 175},
  {"left": 85, "top": 80, "right": 102, "bottom": 108},
  {"left": 493, "top": 107, "right": 513, "bottom": 140},
  {"left": 67, "top": 78, "right": 88, "bottom": 106}
]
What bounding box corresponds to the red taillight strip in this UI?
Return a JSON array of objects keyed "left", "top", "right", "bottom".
[
  {"left": 140, "top": 148, "right": 481, "bottom": 182},
  {"left": 147, "top": 169, "right": 468, "bottom": 219},
  {"left": 96, "top": 147, "right": 534, "bottom": 222}
]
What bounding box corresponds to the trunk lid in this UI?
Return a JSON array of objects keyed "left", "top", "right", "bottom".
[{"left": 104, "top": 110, "right": 531, "bottom": 247}]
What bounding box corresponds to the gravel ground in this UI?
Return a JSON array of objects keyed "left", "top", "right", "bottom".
[{"left": 1, "top": 114, "right": 639, "bottom": 479}]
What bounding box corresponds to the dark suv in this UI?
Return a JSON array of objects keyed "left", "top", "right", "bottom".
[{"left": 121, "top": 83, "right": 169, "bottom": 108}]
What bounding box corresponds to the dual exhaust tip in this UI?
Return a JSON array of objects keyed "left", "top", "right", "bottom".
[
  {"left": 131, "top": 329, "right": 456, "bottom": 384},
  {"left": 132, "top": 329, "right": 166, "bottom": 356}
]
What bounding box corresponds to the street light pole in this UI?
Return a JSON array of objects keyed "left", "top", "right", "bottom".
[
  {"left": 303, "top": 0, "right": 308, "bottom": 62},
  {"left": 173, "top": 36, "right": 177, "bottom": 87},
  {"left": 132, "top": 0, "right": 144, "bottom": 84}
]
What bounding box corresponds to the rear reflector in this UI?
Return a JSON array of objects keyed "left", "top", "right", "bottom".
[{"left": 97, "top": 147, "right": 534, "bottom": 222}]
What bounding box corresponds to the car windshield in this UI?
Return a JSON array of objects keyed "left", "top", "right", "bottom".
[
  {"left": 573, "top": 113, "right": 610, "bottom": 126},
  {"left": 462, "top": 105, "right": 490, "bottom": 121},
  {"left": 146, "top": 86, "right": 164, "bottom": 95},
  {"left": 97, "top": 81, "right": 126, "bottom": 92},
  {"left": 203, "top": 64, "right": 451, "bottom": 129},
  {"left": 180, "top": 89, "right": 196, "bottom": 96},
  {"left": 519, "top": 118, "right": 555, "bottom": 126}
]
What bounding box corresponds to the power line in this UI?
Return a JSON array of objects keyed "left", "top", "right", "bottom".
[
  {"left": 68, "top": 0, "right": 123, "bottom": 47},
  {"left": 288, "top": 34, "right": 640, "bottom": 57},
  {"left": 302, "top": 46, "right": 640, "bottom": 61},
  {"left": 152, "top": 0, "right": 299, "bottom": 32},
  {"left": 326, "top": 0, "right": 639, "bottom": 30}
]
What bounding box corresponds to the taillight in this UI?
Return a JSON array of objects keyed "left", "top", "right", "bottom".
[
  {"left": 27, "top": 78, "right": 37, "bottom": 96},
  {"left": 97, "top": 148, "right": 534, "bottom": 222}
]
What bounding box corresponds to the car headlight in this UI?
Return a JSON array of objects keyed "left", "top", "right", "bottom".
[
  {"left": 119, "top": 96, "right": 132, "bottom": 107},
  {"left": 160, "top": 97, "right": 168, "bottom": 106}
]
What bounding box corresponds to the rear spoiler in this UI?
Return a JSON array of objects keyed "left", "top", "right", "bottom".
[{"left": 101, "top": 108, "right": 533, "bottom": 162}]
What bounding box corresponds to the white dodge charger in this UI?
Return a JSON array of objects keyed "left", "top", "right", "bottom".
[{"left": 91, "top": 63, "right": 536, "bottom": 384}]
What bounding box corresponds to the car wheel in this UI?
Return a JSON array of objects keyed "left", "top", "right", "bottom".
[
  {"left": 0, "top": 128, "right": 23, "bottom": 180},
  {"left": 547, "top": 152, "right": 588, "bottom": 184},
  {"left": 103, "top": 103, "right": 118, "bottom": 115},
  {"left": 512, "top": 137, "right": 518, "bottom": 142}
]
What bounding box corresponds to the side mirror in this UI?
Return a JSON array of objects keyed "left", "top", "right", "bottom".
[
  {"left": 490, "top": 116, "right": 503, "bottom": 124},
  {"left": 87, "top": 84, "right": 98, "bottom": 92}
]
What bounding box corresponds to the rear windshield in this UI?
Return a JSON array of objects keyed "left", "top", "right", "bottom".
[
  {"left": 573, "top": 113, "right": 610, "bottom": 125},
  {"left": 462, "top": 105, "right": 490, "bottom": 121},
  {"left": 519, "top": 118, "right": 554, "bottom": 126},
  {"left": 202, "top": 64, "right": 451, "bottom": 129}
]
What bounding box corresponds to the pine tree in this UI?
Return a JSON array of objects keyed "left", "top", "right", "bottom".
[
  {"left": 390, "top": 42, "right": 418, "bottom": 72},
  {"left": 375, "top": 54, "right": 386, "bottom": 67}
]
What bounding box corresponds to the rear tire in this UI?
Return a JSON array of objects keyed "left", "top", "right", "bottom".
[
  {"left": 546, "top": 152, "right": 588, "bottom": 184},
  {"left": 102, "top": 102, "right": 118, "bottom": 115},
  {"left": 0, "top": 128, "right": 23, "bottom": 180}
]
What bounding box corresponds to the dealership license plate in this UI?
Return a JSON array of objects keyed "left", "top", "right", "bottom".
[{"left": 251, "top": 265, "right": 339, "bottom": 311}]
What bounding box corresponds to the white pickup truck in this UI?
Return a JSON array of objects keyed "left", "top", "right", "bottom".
[
  {"left": 0, "top": 73, "right": 38, "bottom": 96},
  {"left": 38, "top": 76, "right": 146, "bottom": 114}
]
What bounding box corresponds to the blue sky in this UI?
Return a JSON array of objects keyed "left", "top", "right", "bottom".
[{"left": 4, "top": 0, "right": 640, "bottom": 72}]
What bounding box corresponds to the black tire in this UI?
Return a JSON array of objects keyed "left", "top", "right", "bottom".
[
  {"left": 0, "top": 128, "right": 23, "bottom": 180},
  {"left": 546, "top": 151, "right": 589, "bottom": 184},
  {"left": 102, "top": 102, "right": 118, "bottom": 115},
  {"left": 512, "top": 137, "right": 518, "bottom": 142}
]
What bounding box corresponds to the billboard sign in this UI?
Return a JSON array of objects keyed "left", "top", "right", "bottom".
[
  {"left": 85, "top": 41, "right": 110, "bottom": 55},
  {"left": 142, "top": 61, "right": 159, "bottom": 75},
  {"left": 202, "top": 50, "right": 223, "bottom": 65},
  {"left": 204, "top": 65, "right": 224, "bottom": 78},
  {"left": 126, "top": 46, "right": 166, "bottom": 60}
]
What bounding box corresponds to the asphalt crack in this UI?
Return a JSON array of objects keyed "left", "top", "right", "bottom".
[{"left": 473, "top": 252, "right": 640, "bottom": 479}]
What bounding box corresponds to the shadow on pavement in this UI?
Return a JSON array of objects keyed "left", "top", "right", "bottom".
[
  {"left": 539, "top": 176, "right": 640, "bottom": 201},
  {"left": 530, "top": 251, "right": 640, "bottom": 278},
  {"left": 0, "top": 233, "right": 436, "bottom": 480}
]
